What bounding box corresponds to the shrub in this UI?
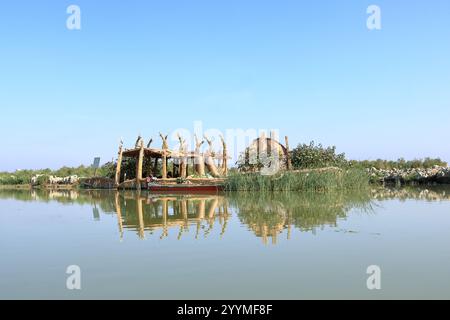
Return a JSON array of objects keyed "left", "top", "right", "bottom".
[
  {"left": 290, "top": 141, "right": 347, "bottom": 169},
  {"left": 35, "top": 175, "right": 50, "bottom": 186}
]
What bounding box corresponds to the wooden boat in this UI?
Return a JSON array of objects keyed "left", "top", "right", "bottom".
[{"left": 147, "top": 183, "right": 223, "bottom": 194}]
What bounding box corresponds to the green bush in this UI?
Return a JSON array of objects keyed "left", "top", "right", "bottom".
[
  {"left": 35, "top": 175, "right": 50, "bottom": 186},
  {"left": 290, "top": 141, "right": 347, "bottom": 169},
  {"left": 96, "top": 162, "right": 116, "bottom": 179},
  {"left": 0, "top": 170, "right": 35, "bottom": 185}
]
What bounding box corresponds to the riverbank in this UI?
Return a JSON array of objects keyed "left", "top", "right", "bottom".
[
  {"left": 0, "top": 166, "right": 450, "bottom": 192},
  {"left": 2, "top": 166, "right": 450, "bottom": 191},
  {"left": 0, "top": 184, "right": 31, "bottom": 190},
  {"left": 0, "top": 184, "right": 76, "bottom": 190}
]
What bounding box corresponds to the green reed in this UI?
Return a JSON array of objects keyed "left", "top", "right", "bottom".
[{"left": 224, "top": 169, "right": 370, "bottom": 192}]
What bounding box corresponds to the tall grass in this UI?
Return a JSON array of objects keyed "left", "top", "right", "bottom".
[{"left": 224, "top": 169, "right": 369, "bottom": 192}]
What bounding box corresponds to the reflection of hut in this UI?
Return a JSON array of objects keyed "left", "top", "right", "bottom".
[
  {"left": 114, "top": 193, "right": 230, "bottom": 240},
  {"left": 247, "top": 222, "right": 288, "bottom": 245},
  {"left": 115, "top": 134, "right": 230, "bottom": 189},
  {"left": 242, "top": 132, "right": 291, "bottom": 172}
]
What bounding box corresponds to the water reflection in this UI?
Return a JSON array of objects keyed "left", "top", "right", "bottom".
[
  {"left": 1, "top": 186, "right": 450, "bottom": 243},
  {"left": 115, "top": 192, "right": 230, "bottom": 240},
  {"left": 229, "top": 191, "right": 372, "bottom": 244},
  {"left": 371, "top": 186, "right": 450, "bottom": 202}
]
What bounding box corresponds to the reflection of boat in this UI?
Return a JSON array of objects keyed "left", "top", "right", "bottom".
[{"left": 147, "top": 183, "right": 223, "bottom": 194}]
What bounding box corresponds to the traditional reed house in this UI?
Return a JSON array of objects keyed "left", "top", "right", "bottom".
[
  {"left": 115, "top": 133, "right": 229, "bottom": 189},
  {"left": 240, "top": 132, "right": 292, "bottom": 173}
]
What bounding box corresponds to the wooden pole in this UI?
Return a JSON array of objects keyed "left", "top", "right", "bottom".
[
  {"left": 220, "top": 204, "right": 229, "bottom": 238},
  {"left": 114, "top": 192, "right": 123, "bottom": 240},
  {"left": 285, "top": 136, "right": 292, "bottom": 170},
  {"left": 177, "top": 133, "right": 187, "bottom": 178},
  {"left": 207, "top": 197, "right": 218, "bottom": 218},
  {"left": 268, "top": 131, "right": 274, "bottom": 157},
  {"left": 222, "top": 137, "right": 228, "bottom": 176},
  {"left": 205, "top": 156, "right": 221, "bottom": 177},
  {"left": 162, "top": 199, "right": 168, "bottom": 238},
  {"left": 162, "top": 152, "right": 167, "bottom": 179},
  {"left": 115, "top": 142, "right": 124, "bottom": 187},
  {"left": 136, "top": 140, "right": 144, "bottom": 189},
  {"left": 198, "top": 199, "right": 205, "bottom": 219},
  {"left": 166, "top": 157, "right": 169, "bottom": 175},
  {"left": 181, "top": 157, "right": 186, "bottom": 178},
  {"left": 160, "top": 133, "right": 169, "bottom": 179},
  {"left": 181, "top": 200, "right": 188, "bottom": 221},
  {"left": 257, "top": 132, "right": 265, "bottom": 164},
  {"left": 137, "top": 196, "right": 144, "bottom": 239},
  {"left": 203, "top": 134, "right": 221, "bottom": 177},
  {"left": 194, "top": 134, "right": 205, "bottom": 176},
  {"left": 195, "top": 156, "right": 206, "bottom": 176}
]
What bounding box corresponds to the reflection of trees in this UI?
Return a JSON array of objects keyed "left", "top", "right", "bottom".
[
  {"left": 229, "top": 191, "right": 373, "bottom": 244},
  {"left": 0, "top": 189, "right": 117, "bottom": 212}
]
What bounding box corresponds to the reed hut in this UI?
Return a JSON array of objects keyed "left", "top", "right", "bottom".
[
  {"left": 241, "top": 132, "right": 292, "bottom": 172},
  {"left": 115, "top": 134, "right": 229, "bottom": 189}
]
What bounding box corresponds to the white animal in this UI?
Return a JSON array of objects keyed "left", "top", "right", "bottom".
[
  {"left": 31, "top": 174, "right": 44, "bottom": 185},
  {"left": 48, "top": 176, "right": 64, "bottom": 184},
  {"left": 32, "top": 174, "right": 79, "bottom": 185}
]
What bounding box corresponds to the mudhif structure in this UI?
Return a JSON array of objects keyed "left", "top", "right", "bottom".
[
  {"left": 240, "top": 132, "right": 292, "bottom": 174},
  {"left": 115, "top": 133, "right": 229, "bottom": 193}
]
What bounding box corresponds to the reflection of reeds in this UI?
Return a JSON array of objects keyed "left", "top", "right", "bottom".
[
  {"left": 225, "top": 169, "right": 370, "bottom": 192},
  {"left": 228, "top": 190, "right": 374, "bottom": 243}
]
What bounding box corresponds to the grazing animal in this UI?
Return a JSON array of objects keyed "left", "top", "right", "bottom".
[
  {"left": 48, "top": 176, "right": 63, "bottom": 184},
  {"left": 45, "top": 175, "right": 78, "bottom": 185}
]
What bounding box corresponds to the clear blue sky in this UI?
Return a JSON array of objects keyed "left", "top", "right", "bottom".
[{"left": 1, "top": 0, "right": 449, "bottom": 171}]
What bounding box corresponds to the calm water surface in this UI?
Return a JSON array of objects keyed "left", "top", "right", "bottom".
[{"left": 1, "top": 187, "right": 450, "bottom": 299}]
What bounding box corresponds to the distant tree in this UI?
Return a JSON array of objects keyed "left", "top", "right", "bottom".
[{"left": 349, "top": 157, "right": 447, "bottom": 170}]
